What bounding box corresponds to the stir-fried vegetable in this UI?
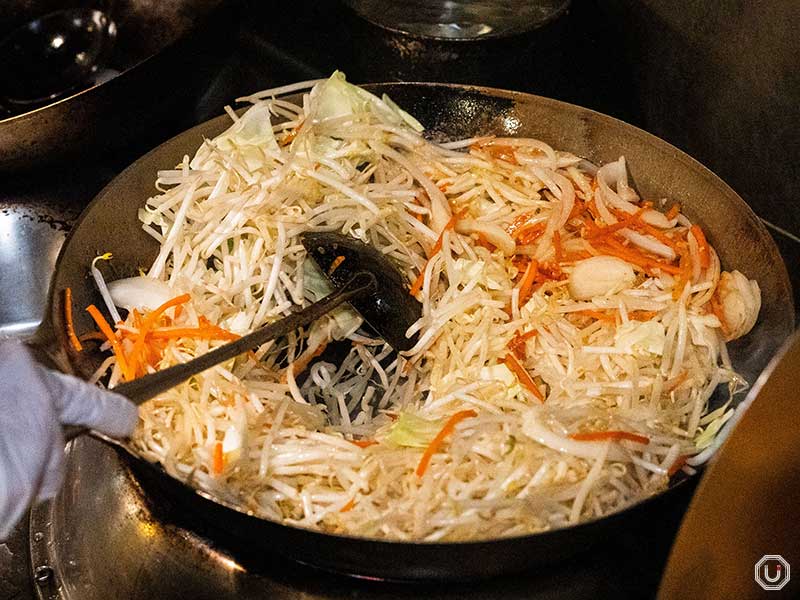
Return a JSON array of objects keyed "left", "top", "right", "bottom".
[{"left": 87, "top": 72, "right": 761, "bottom": 541}]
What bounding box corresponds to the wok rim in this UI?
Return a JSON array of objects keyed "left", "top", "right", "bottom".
[{"left": 43, "top": 81, "right": 794, "bottom": 554}]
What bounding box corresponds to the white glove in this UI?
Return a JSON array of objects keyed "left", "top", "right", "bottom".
[{"left": 0, "top": 339, "right": 137, "bottom": 540}]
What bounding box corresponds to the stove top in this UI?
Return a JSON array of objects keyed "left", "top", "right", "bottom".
[{"left": 2, "top": 3, "right": 799, "bottom": 598}]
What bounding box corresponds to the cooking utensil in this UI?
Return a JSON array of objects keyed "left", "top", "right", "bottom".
[
  {"left": 658, "top": 330, "right": 800, "bottom": 599},
  {"left": 0, "top": 0, "right": 232, "bottom": 173},
  {"left": 31, "top": 83, "right": 794, "bottom": 580},
  {"left": 61, "top": 272, "right": 376, "bottom": 443},
  {"left": 301, "top": 231, "right": 422, "bottom": 352},
  {"left": 60, "top": 231, "right": 423, "bottom": 438},
  {"left": 79, "top": 272, "right": 375, "bottom": 411},
  {"left": 0, "top": 8, "right": 116, "bottom": 112}
]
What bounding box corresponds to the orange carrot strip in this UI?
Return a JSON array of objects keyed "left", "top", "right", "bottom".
[
  {"left": 553, "top": 231, "right": 564, "bottom": 264},
  {"left": 594, "top": 238, "right": 682, "bottom": 275},
  {"left": 575, "top": 309, "right": 616, "bottom": 322},
  {"left": 668, "top": 455, "right": 689, "bottom": 476},
  {"left": 130, "top": 293, "right": 193, "bottom": 377},
  {"left": 476, "top": 232, "right": 496, "bottom": 251},
  {"left": 351, "top": 439, "right": 378, "bottom": 448},
  {"left": 665, "top": 204, "right": 681, "bottom": 220},
  {"left": 508, "top": 329, "right": 538, "bottom": 360},
  {"left": 672, "top": 245, "right": 693, "bottom": 300},
  {"left": 143, "top": 293, "right": 192, "bottom": 329},
  {"left": 629, "top": 310, "right": 659, "bottom": 321},
  {"left": 280, "top": 341, "right": 329, "bottom": 384},
  {"left": 340, "top": 498, "right": 356, "bottom": 513},
  {"left": 517, "top": 259, "right": 539, "bottom": 307},
  {"left": 416, "top": 410, "right": 477, "bottom": 477},
  {"left": 506, "top": 212, "right": 543, "bottom": 238},
  {"left": 149, "top": 327, "right": 241, "bottom": 341},
  {"left": 64, "top": 288, "right": 83, "bottom": 352},
  {"left": 569, "top": 430, "right": 650, "bottom": 445},
  {"left": 585, "top": 206, "right": 647, "bottom": 240},
  {"left": 690, "top": 224, "right": 710, "bottom": 269},
  {"left": 328, "top": 255, "right": 346, "bottom": 275},
  {"left": 503, "top": 353, "right": 545, "bottom": 403},
  {"left": 86, "top": 304, "right": 132, "bottom": 381},
  {"left": 212, "top": 441, "right": 224, "bottom": 475}
]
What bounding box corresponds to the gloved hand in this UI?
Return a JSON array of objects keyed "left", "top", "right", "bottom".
[{"left": 0, "top": 339, "right": 137, "bottom": 540}]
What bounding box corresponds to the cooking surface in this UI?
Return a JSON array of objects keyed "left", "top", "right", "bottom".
[{"left": 2, "top": 1, "right": 799, "bottom": 598}]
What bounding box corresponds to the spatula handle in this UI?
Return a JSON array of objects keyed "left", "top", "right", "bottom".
[{"left": 112, "top": 272, "right": 376, "bottom": 406}]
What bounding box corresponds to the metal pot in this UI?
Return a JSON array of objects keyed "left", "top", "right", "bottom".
[{"left": 0, "top": 0, "right": 234, "bottom": 174}]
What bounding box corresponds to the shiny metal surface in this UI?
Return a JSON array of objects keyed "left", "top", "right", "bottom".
[
  {"left": 0, "top": 0, "right": 231, "bottom": 172},
  {"left": 28, "top": 436, "right": 695, "bottom": 599},
  {"left": 0, "top": 205, "right": 67, "bottom": 337},
  {"left": 658, "top": 331, "right": 800, "bottom": 599}
]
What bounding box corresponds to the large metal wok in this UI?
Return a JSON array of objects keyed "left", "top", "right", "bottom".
[
  {"left": 33, "top": 83, "right": 794, "bottom": 580},
  {"left": 0, "top": 0, "right": 232, "bottom": 173}
]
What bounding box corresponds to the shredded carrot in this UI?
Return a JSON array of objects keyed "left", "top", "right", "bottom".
[
  {"left": 506, "top": 212, "right": 543, "bottom": 238},
  {"left": 517, "top": 259, "right": 539, "bottom": 307},
  {"left": 553, "top": 230, "right": 563, "bottom": 264},
  {"left": 672, "top": 245, "right": 693, "bottom": 300},
  {"left": 585, "top": 206, "right": 647, "bottom": 240},
  {"left": 86, "top": 304, "right": 132, "bottom": 381},
  {"left": 476, "top": 232, "right": 496, "bottom": 251},
  {"left": 508, "top": 329, "right": 538, "bottom": 360},
  {"left": 128, "top": 293, "right": 193, "bottom": 377},
  {"left": 416, "top": 410, "right": 477, "bottom": 477},
  {"left": 665, "top": 370, "right": 689, "bottom": 393},
  {"left": 634, "top": 221, "right": 678, "bottom": 250},
  {"left": 665, "top": 203, "right": 681, "bottom": 220},
  {"left": 575, "top": 309, "right": 616, "bottom": 323},
  {"left": 143, "top": 293, "right": 192, "bottom": 329},
  {"left": 148, "top": 327, "right": 240, "bottom": 341},
  {"left": 280, "top": 341, "right": 329, "bottom": 384},
  {"left": 690, "top": 224, "right": 710, "bottom": 269},
  {"left": 328, "top": 255, "right": 346, "bottom": 275},
  {"left": 350, "top": 439, "right": 378, "bottom": 448},
  {"left": 512, "top": 221, "right": 547, "bottom": 245},
  {"left": 212, "top": 441, "right": 224, "bottom": 474},
  {"left": 569, "top": 430, "right": 650, "bottom": 445},
  {"left": 473, "top": 143, "right": 518, "bottom": 164},
  {"left": 629, "top": 310, "right": 659, "bottom": 321},
  {"left": 64, "top": 288, "right": 82, "bottom": 352},
  {"left": 585, "top": 199, "right": 603, "bottom": 223},
  {"left": 503, "top": 353, "right": 545, "bottom": 403},
  {"left": 668, "top": 455, "right": 689, "bottom": 476},
  {"left": 340, "top": 498, "right": 356, "bottom": 512},
  {"left": 593, "top": 237, "right": 682, "bottom": 275}
]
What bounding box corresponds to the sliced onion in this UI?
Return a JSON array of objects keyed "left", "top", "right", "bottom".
[
  {"left": 455, "top": 220, "right": 516, "bottom": 255},
  {"left": 108, "top": 276, "right": 176, "bottom": 312},
  {"left": 620, "top": 229, "right": 677, "bottom": 260}
]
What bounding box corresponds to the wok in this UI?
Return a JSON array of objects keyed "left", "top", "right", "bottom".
[
  {"left": 0, "top": 0, "right": 233, "bottom": 173},
  {"left": 32, "top": 83, "right": 794, "bottom": 580}
]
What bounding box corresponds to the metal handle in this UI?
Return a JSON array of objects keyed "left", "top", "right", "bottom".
[{"left": 112, "top": 272, "right": 376, "bottom": 406}]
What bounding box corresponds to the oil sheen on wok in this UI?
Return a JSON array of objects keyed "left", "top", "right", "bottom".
[{"left": 86, "top": 72, "right": 761, "bottom": 542}]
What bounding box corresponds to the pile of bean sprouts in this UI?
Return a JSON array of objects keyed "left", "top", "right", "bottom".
[{"left": 96, "top": 72, "right": 758, "bottom": 541}]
